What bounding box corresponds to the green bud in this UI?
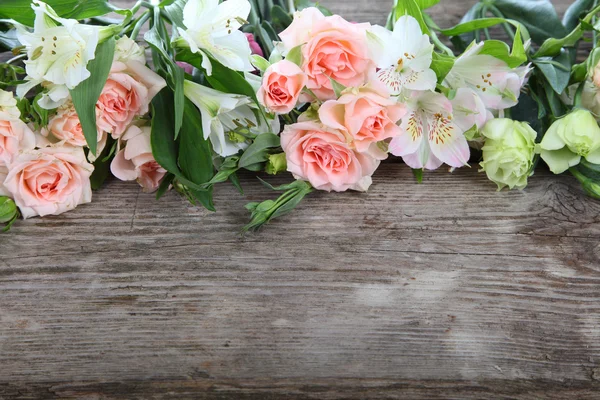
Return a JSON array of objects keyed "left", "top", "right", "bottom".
[
  {"left": 265, "top": 153, "right": 287, "bottom": 175},
  {"left": 480, "top": 119, "right": 537, "bottom": 190},
  {"left": 0, "top": 196, "right": 19, "bottom": 231},
  {"left": 570, "top": 167, "right": 600, "bottom": 200},
  {"left": 539, "top": 110, "right": 600, "bottom": 174},
  {"left": 228, "top": 131, "right": 248, "bottom": 143}
]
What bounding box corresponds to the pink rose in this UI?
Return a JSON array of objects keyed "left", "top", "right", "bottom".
[
  {"left": 110, "top": 125, "right": 166, "bottom": 192},
  {"left": 280, "top": 121, "right": 380, "bottom": 192},
  {"left": 245, "top": 33, "right": 264, "bottom": 57},
  {"left": 279, "top": 8, "right": 375, "bottom": 100},
  {"left": 97, "top": 60, "right": 166, "bottom": 139},
  {"left": 0, "top": 111, "right": 36, "bottom": 167},
  {"left": 3, "top": 144, "right": 93, "bottom": 219},
  {"left": 43, "top": 104, "right": 107, "bottom": 154},
  {"left": 319, "top": 83, "right": 406, "bottom": 153},
  {"left": 258, "top": 60, "right": 307, "bottom": 114}
]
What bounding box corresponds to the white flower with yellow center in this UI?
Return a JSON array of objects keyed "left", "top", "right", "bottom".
[{"left": 175, "top": 0, "right": 253, "bottom": 75}]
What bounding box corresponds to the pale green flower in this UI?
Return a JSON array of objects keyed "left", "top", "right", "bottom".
[
  {"left": 480, "top": 118, "right": 537, "bottom": 190},
  {"left": 538, "top": 109, "right": 600, "bottom": 174}
]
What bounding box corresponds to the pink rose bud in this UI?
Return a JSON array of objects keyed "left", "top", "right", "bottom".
[
  {"left": 257, "top": 60, "right": 308, "bottom": 114},
  {"left": 280, "top": 121, "right": 381, "bottom": 192},
  {"left": 245, "top": 33, "right": 264, "bottom": 58},
  {"left": 176, "top": 61, "right": 194, "bottom": 75}
]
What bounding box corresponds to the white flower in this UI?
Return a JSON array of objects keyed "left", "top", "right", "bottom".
[
  {"left": 0, "top": 89, "right": 21, "bottom": 118},
  {"left": 444, "top": 41, "right": 531, "bottom": 111},
  {"left": 389, "top": 91, "right": 471, "bottom": 170},
  {"left": 184, "top": 80, "right": 277, "bottom": 156},
  {"left": 16, "top": 1, "right": 101, "bottom": 91},
  {"left": 114, "top": 36, "right": 146, "bottom": 64},
  {"left": 370, "top": 16, "right": 436, "bottom": 97},
  {"left": 175, "top": 0, "right": 253, "bottom": 75}
]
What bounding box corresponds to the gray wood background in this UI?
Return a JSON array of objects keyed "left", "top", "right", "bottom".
[{"left": 2, "top": 0, "right": 600, "bottom": 399}]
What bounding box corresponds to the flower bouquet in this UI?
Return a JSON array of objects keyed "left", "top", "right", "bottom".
[{"left": 0, "top": 0, "right": 599, "bottom": 232}]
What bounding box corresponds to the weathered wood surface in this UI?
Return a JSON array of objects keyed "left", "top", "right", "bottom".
[{"left": 2, "top": 0, "right": 600, "bottom": 399}]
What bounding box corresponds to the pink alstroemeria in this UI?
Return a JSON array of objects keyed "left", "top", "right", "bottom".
[
  {"left": 389, "top": 91, "right": 471, "bottom": 170},
  {"left": 444, "top": 42, "right": 531, "bottom": 110}
]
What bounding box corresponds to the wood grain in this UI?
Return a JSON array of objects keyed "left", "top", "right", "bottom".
[{"left": 2, "top": 0, "right": 600, "bottom": 399}]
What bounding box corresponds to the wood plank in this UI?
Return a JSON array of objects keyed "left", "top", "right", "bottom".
[{"left": 2, "top": 0, "right": 600, "bottom": 398}]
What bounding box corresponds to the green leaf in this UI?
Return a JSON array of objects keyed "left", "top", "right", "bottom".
[
  {"left": 563, "top": 0, "right": 595, "bottom": 32},
  {"left": 285, "top": 44, "right": 303, "bottom": 67},
  {"left": 238, "top": 133, "right": 281, "bottom": 169},
  {"left": 294, "top": 0, "right": 332, "bottom": 15},
  {"left": 439, "top": 18, "right": 508, "bottom": 36},
  {"left": 533, "top": 50, "right": 571, "bottom": 94},
  {"left": 155, "top": 173, "right": 175, "bottom": 200},
  {"left": 250, "top": 55, "right": 271, "bottom": 73},
  {"left": 491, "top": 0, "right": 565, "bottom": 45},
  {"left": 162, "top": 0, "right": 186, "bottom": 28},
  {"left": 89, "top": 137, "right": 115, "bottom": 190},
  {"left": 430, "top": 52, "right": 455, "bottom": 83},
  {"left": 178, "top": 99, "right": 215, "bottom": 211},
  {"left": 415, "top": 0, "right": 439, "bottom": 10},
  {"left": 478, "top": 24, "right": 527, "bottom": 69},
  {"left": 270, "top": 4, "right": 293, "bottom": 31},
  {"left": 69, "top": 36, "right": 115, "bottom": 155},
  {"left": 329, "top": 77, "right": 346, "bottom": 98},
  {"left": 392, "top": 0, "right": 429, "bottom": 34},
  {"left": 0, "top": 0, "right": 125, "bottom": 26},
  {"left": 412, "top": 168, "right": 423, "bottom": 183}
]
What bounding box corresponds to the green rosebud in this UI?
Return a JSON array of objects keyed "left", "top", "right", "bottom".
[
  {"left": 480, "top": 119, "right": 537, "bottom": 190},
  {"left": 0, "top": 196, "right": 18, "bottom": 231},
  {"left": 265, "top": 153, "right": 287, "bottom": 175},
  {"left": 538, "top": 110, "right": 600, "bottom": 174}
]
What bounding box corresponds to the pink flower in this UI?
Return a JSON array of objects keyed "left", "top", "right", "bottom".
[
  {"left": 110, "top": 125, "right": 166, "bottom": 192},
  {"left": 3, "top": 144, "right": 93, "bottom": 218},
  {"left": 245, "top": 33, "right": 263, "bottom": 57},
  {"left": 281, "top": 121, "right": 380, "bottom": 192},
  {"left": 279, "top": 8, "right": 375, "bottom": 100},
  {"left": 43, "top": 103, "right": 107, "bottom": 153},
  {"left": 0, "top": 112, "right": 36, "bottom": 167},
  {"left": 97, "top": 60, "right": 166, "bottom": 139},
  {"left": 176, "top": 61, "right": 194, "bottom": 75},
  {"left": 318, "top": 82, "right": 406, "bottom": 153},
  {"left": 258, "top": 60, "right": 307, "bottom": 114},
  {"left": 0, "top": 165, "right": 8, "bottom": 196}
]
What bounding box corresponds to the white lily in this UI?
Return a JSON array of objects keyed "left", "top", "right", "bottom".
[
  {"left": 184, "top": 80, "right": 277, "bottom": 156},
  {"left": 444, "top": 41, "right": 531, "bottom": 111},
  {"left": 16, "top": 1, "right": 102, "bottom": 100},
  {"left": 389, "top": 91, "right": 470, "bottom": 170},
  {"left": 370, "top": 16, "right": 436, "bottom": 97},
  {"left": 175, "top": 0, "right": 253, "bottom": 75}
]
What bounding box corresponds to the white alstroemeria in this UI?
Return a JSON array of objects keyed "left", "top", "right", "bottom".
[
  {"left": 444, "top": 41, "right": 531, "bottom": 111},
  {"left": 16, "top": 1, "right": 102, "bottom": 94},
  {"left": 450, "top": 87, "right": 491, "bottom": 132},
  {"left": 114, "top": 36, "right": 146, "bottom": 64},
  {"left": 184, "top": 80, "right": 276, "bottom": 156},
  {"left": 389, "top": 91, "right": 470, "bottom": 170},
  {"left": 175, "top": 0, "right": 253, "bottom": 75},
  {"left": 369, "top": 16, "right": 436, "bottom": 97},
  {"left": 0, "top": 89, "right": 21, "bottom": 118}
]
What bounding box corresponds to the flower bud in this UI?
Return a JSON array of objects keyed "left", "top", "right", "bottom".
[
  {"left": 539, "top": 109, "right": 600, "bottom": 174},
  {"left": 0, "top": 196, "right": 18, "bottom": 231},
  {"left": 480, "top": 119, "right": 537, "bottom": 190},
  {"left": 265, "top": 153, "right": 287, "bottom": 175}
]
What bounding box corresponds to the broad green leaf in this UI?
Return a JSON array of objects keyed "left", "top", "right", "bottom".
[
  {"left": 491, "top": 0, "right": 565, "bottom": 45},
  {"left": 533, "top": 50, "right": 572, "bottom": 94},
  {"left": 563, "top": 0, "right": 595, "bottom": 32},
  {"left": 439, "top": 18, "right": 508, "bottom": 36},
  {"left": 430, "top": 52, "right": 455, "bottom": 83},
  {"left": 178, "top": 99, "right": 215, "bottom": 211},
  {"left": 162, "top": 0, "right": 186, "bottom": 28},
  {"left": 155, "top": 173, "right": 175, "bottom": 200},
  {"left": 238, "top": 133, "right": 281, "bottom": 169},
  {"left": 250, "top": 55, "right": 271, "bottom": 73},
  {"left": 0, "top": 0, "right": 126, "bottom": 26},
  {"left": 70, "top": 37, "right": 115, "bottom": 155},
  {"left": 270, "top": 4, "right": 293, "bottom": 31},
  {"left": 286, "top": 44, "right": 303, "bottom": 67},
  {"left": 392, "top": 0, "right": 429, "bottom": 34},
  {"left": 144, "top": 25, "right": 184, "bottom": 137},
  {"left": 329, "top": 77, "right": 346, "bottom": 98},
  {"left": 478, "top": 25, "right": 527, "bottom": 68}
]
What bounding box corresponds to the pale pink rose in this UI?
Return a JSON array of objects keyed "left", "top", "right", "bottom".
[
  {"left": 3, "top": 144, "right": 93, "bottom": 219},
  {"left": 319, "top": 83, "right": 406, "bottom": 153},
  {"left": 0, "top": 111, "right": 36, "bottom": 167},
  {"left": 0, "top": 165, "right": 8, "bottom": 196},
  {"left": 280, "top": 121, "right": 380, "bottom": 192},
  {"left": 97, "top": 60, "right": 167, "bottom": 139},
  {"left": 245, "top": 33, "right": 264, "bottom": 57},
  {"left": 279, "top": 8, "right": 375, "bottom": 100},
  {"left": 258, "top": 60, "right": 308, "bottom": 114},
  {"left": 110, "top": 125, "right": 166, "bottom": 192},
  {"left": 43, "top": 104, "right": 107, "bottom": 153}
]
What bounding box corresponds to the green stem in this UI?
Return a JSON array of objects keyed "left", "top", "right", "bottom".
[
  {"left": 430, "top": 30, "right": 454, "bottom": 56},
  {"left": 130, "top": 10, "right": 151, "bottom": 40},
  {"left": 487, "top": 5, "right": 515, "bottom": 40},
  {"left": 5, "top": 54, "right": 26, "bottom": 64}
]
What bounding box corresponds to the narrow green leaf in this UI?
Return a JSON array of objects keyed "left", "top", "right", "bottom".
[
  {"left": 492, "top": 0, "right": 565, "bottom": 45},
  {"left": 70, "top": 37, "right": 115, "bottom": 155},
  {"left": 415, "top": 0, "right": 439, "bottom": 10},
  {"left": 439, "top": 17, "right": 508, "bottom": 36},
  {"left": 238, "top": 133, "right": 281, "bottom": 169},
  {"left": 329, "top": 77, "right": 346, "bottom": 98},
  {"left": 285, "top": 44, "right": 303, "bottom": 67},
  {"left": 563, "top": 0, "right": 595, "bottom": 32},
  {"left": 0, "top": 0, "right": 126, "bottom": 26},
  {"left": 393, "top": 0, "right": 429, "bottom": 34}
]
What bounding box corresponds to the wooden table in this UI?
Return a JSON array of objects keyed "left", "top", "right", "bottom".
[{"left": 2, "top": 1, "right": 600, "bottom": 398}]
